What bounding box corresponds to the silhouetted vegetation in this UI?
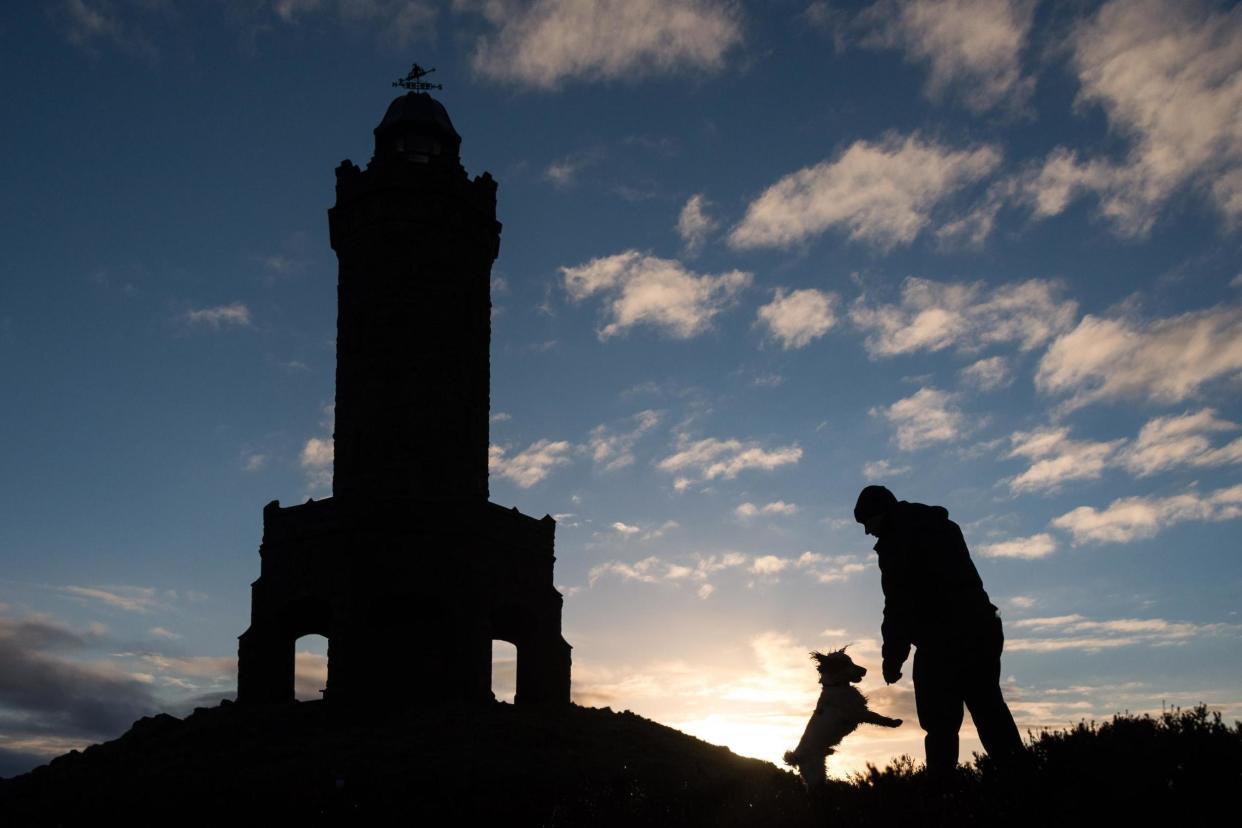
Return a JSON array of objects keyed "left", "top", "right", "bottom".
[
  {"left": 1, "top": 703, "right": 1237, "bottom": 826},
  {"left": 819, "top": 705, "right": 1241, "bottom": 826}
]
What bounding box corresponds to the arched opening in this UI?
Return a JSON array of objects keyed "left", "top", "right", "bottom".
[
  {"left": 492, "top": 639, "right": 517, "bottom": 704},
  {"left": 294, "top": 634, "right": 329, "bottom": 701}
]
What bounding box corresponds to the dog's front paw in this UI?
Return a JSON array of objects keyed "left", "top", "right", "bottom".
[{"left": 887, "top": 718, "right": 903, "bottom": 728}]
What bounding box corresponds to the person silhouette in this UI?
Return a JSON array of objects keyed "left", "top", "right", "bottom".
[{"left": 854, "top": 485, "right": 1023, "bottom": 776}]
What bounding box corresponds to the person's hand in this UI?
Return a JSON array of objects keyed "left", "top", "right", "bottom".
[{"left": 882, "top": 659, "right": 903, "bottom": 684}]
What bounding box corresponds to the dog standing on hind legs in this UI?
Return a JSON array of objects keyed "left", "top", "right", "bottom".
[{"left": 784, "top": 648, "right": 903, "bottom": 787}]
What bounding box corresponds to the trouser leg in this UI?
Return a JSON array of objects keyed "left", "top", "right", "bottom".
[
  {"left": 913, "top": 646, "right": 963, "bottom": 775},
  {"left": 963, "top": 618, "right": 1023, "bottom": 764}
]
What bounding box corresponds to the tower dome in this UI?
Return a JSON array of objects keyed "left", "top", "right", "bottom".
[{"left": 373, "top": 92, "right": 462, "bottom": 162}]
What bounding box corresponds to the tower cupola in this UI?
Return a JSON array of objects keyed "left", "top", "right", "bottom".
[{"left": 373, "top": 92, "right": 462, "bottom": 163}]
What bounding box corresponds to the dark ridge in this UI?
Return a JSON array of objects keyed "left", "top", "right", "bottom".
[
  {"left": 0, "top": 701, "right": 808, "bottom": 826},
  {"left": 2, "top": 704, "right": 1238, "bottom": 826}
]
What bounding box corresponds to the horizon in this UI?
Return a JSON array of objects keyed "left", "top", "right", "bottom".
[{"left": 2, "top": 0, "right": 1241, "bottom": 780}]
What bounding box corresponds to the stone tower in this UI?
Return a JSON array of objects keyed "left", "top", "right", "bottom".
[{"left": 237, "top": 91, "right": 572, "bottom": 707}]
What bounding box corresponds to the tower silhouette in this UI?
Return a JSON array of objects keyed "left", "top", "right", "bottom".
[{"left": 237, "top": 91, "right": 572, "bottom": 707}]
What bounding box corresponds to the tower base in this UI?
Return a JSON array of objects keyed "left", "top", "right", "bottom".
[{"left": 237, "top": 497, "right": 571, "bottom": 707}]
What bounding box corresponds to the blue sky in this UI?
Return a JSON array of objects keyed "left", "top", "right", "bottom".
[{"left": 2, "top": 0, "right": 1241, "bottom": 778}]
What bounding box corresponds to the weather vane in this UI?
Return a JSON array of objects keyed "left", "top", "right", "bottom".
[{"left": 393, "top": 63, "right": 443, "bottom": 92}]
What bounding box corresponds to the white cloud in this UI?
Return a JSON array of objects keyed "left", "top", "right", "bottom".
[
  {"left": 1036, "top": 305, "right": 1242, "bottom": 409},
  {"left": 488, "top": 439, "right": 573, "bottom": 488},
  {"left": 978, "top": 532, "right": 1057, "bottom": 560},
  {"left": 148, "top": 627, "right": 182, "bottom": 640},
  {"left": 562, "top": 251, "right": 751, "bottom": 339},
  {"left": 490, "top": 411, "right": 512, "bottom": 423},
  {"left": 794, "top": 551, "right": 868, "bottom": 584},
  {"left": 1120, "top": 408, "right": 1242, "bottom": 476},
  {"left": 1054, "top": 0, "right": 1242, "bottom": 233},
  {"left": 656, "top": 436, "right": 802, "bottom": 485},
  {"left": 1052, "top": 483, "right": 1242, "bottom": 544},
  {"left": 861, "top": 459, "right": 911, "bottom": 479},
  {"left": 729, "top": 134, "right": 1000, "bottom": 250},
  {"left": 859, "top": 0, "right": 1037, "bottom": 113},
  {"left": 756, "top": 288, "right": 838, "bottom": 349},
  {"left": 850, "top": 277, "right": 1076, "bottom": 357},
  {"left": 1006, "top": 411, "right": 1242, "bottom": 493},
  {"left": 749, "top": 555, "right": 790, "bottom": 576},
  {"left": 299, "top": 404, "right": 335, "bottom": 492},
  {"left": 1007, "top": 613, "right": 1229, "bottom": 652},
  {"left": 60, "top": 585, "right": 169, "bottom": 614},
  {"left": 588, "top": 550, "right": 750, "bottom": 596},
  {"left": 677, "top": 194, "right": 717, "bottom": 254},
  {"left": 544, "top": 149, "right": 601, "bottom": 188},
  {"left": 585, "top": 409, "right": 662, "bottom": 472},
  {"left": 876, "top": 387, "right": 966, "bottom": 450},
  {"left": 183, "top": 303, "right": 252, "bottom": 329},
  {"left": 611, "top": 521, "right": 641, "bottom": 536},
  {"left": 960, "top": 356, "right": 1011, "bottom": 390},
  {"left": 459, "top": 0, "right": 743, "bottom": 88},
  {"left": 1006, "top": 427, "right": 1125, "bottom": 493},
  {"left": 735, "top": 501, "right": 799, "bottom": 520}
]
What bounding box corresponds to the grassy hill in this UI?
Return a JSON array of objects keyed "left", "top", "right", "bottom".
[{"left": 1, "top": 702, "right": 1237, "bottom": 826}]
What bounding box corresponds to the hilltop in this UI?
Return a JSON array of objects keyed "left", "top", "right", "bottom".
[
  {"left": 0, "top": 700, "right": 808, "bottom": 825},
  {"left": 1, "top": 702, "right": 1238, "bottom": 826}
]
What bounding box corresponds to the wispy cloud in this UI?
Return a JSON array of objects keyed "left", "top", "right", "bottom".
[
  {"left": 960, "top": 356, "right": 1011, "bottom": 390},
  {"left": 562, "top": 251, "right": 751, "bottom": 340},
  {"left": 656, "top": 436, "right": 802, "bottom": 489},
  {"left": 544, "top": 149, "right": 602, "bottom": 188},
  {"left": 1052, "top": 483, "right": 1242, "bottom": 544},
  {"left": 978, "top": 532, "right": 1056, "bottom": 559},
  {"left": 458, "top": 0, "right": 743, "bottom": 88},
  {"left": 183, "top": 302, "right": 252, "bottom": 330},
  {"left": 850, "top": 277, "right": 1076, "bottom": 357},
  {"left": 1036, "top": 305, "right": 1242, "bottom": 409},
  {"left": 857, "top": 0, "right": 1037, "bottom": 113},
  {"left": 861, "top": 459, "right": 911, "bottom": 479},
  {"left": 1007, "top": 613, "right": 1233, "bottom": 652},
  {"left": 729, "top": 134, "right": 1000, "bottom": 250},
  {"left": 59, "top": 0, "right": 157, "bottom": 58},
  {"left": 1006, "top": 427, "right": 1125, "bottom": 493},
  {"left": 299, "top": 404, "right": 335, "bottom": 493},
  {"left": 735, "top": 501, "right": 799, "bottom": 520},
  {"left": 1048, "top": 0, "right": 1242, "bottom": 234},
  {"left": 875, "top": 387, "right": 966, "bottom": 450},
  {"left": 60, "top": 585, "right": 171, "bottom": 614},
  {"left": 794, "top": 551, "right": 868, "bottom": 584},
  {"left": 1119, "top": 409, "right": 1242, "bottom": 476},
  {"left": 677, "top": 194, "right": 718, "bottom": 254},
  {"left": 489, "top": 439, "right": 574, "bottom": 488},
  {"left": 585, "top": 410, "right": 663, "bottom": 472},
  {"left": 756, "top": 288, "right": 838, "bottom": 350},
  {"left": 1007, "top": 411, "right": 1242, "bottom": 493},
  {"left": 588, "top": 551, "right": 750, "bottom": 595}
]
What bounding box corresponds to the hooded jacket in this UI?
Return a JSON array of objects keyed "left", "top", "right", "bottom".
[{"left": 875, "top": 501, "right": 998, "bottom": 665}]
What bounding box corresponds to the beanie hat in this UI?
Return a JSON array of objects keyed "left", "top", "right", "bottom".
[{"left": 854, "top": 485, "right": 897, "bottom": 523}]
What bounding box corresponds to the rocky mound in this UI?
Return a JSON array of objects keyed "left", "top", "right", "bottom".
[{"left": 0, "top": 700, "right": 810, "bottom": 826}]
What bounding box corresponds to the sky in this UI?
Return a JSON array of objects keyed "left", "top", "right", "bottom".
[{"left": 2, "top": 0, "right": 1241, "bottom": 780}]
